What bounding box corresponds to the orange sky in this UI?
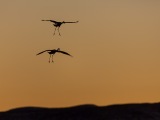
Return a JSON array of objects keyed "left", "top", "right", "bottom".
[{"left": 0, "top": 0, "right": 160, "bottom": 111}]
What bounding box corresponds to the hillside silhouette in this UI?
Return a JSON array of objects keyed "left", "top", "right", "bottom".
[{"left": 0, "top": 103, "right": 160, "bottom": 120}]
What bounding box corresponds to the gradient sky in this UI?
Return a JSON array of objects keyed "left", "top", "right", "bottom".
[{"left": 1, "top": 0, "right": 160, "bottom": 111}]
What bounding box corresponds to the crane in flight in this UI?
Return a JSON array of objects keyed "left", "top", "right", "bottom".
[
  {"left": 36, "top": 48, "right": 72, "bottom": 63},
  {"left": 42, "top": 20, "right": 79, "bottom": 36}
]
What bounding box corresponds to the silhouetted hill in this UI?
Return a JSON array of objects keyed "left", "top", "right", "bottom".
[{"left": 1, "top": 103, "right": 160, "bottom": 120}]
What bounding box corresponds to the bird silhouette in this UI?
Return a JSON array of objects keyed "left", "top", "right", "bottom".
[
  {"left": 37, "top": 48, "right": 72, "bottom": 63},
  {"left": 42, "top": 20, "right": 79, "bottom": 36}
]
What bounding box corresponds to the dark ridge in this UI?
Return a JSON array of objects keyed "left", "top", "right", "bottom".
[{"left": 0, "top": 103, "right": 160, "bottom": 120}]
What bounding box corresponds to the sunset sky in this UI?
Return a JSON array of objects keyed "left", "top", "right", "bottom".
[{"left": 1, "top": 0, "right": 160, "bottom": 111}]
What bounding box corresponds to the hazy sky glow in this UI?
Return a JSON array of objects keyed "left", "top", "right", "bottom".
[{"left": 0, "top": 0, "right": 160, "bottom": 111}]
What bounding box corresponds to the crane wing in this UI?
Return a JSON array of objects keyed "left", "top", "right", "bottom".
[
  {"left": 58, "top": 51, "right": 72, "bottom": 57},
  {"left": 42, "top": 20, "right": 57, "bottom": 23},
  {"left": 36, "top": 50, "right": 51, "bottom": 55},
  {"left": 64, "top": 21, "right": 79, "bottom": 23}
]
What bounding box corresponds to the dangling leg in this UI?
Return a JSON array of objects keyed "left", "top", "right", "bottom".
[
  {"left": 51, "top": 54, "right": 54, "bottom": 63},
  {"left": 57, "top": 27, "right": 61, "bottom": 36},
  {"left": 49, "top": 54, "right": 51, "bottom": 63},
  {"left": 53, "top": 27, "right": 57, "bottom": 36}
]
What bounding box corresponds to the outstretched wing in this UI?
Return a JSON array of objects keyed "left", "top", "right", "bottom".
[
  {"left": 36, "top": 50, "right": 51, "bottom": 55},
  {"left": 64, "top": 21, "right": 79, "bottom": 23},
  {"left": 58, "top": 51, "right": 72, "bottom": 57},
  {"left": 42, "top": 20, "right": 57, "bottom": 23}
]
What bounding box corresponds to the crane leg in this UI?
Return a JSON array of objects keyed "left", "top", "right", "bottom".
[
  {"left": 49, "top": 54, "right": 51, "bottom": 63},
  {"left": 57, "top": 27, "right": 61, "bottom": 36},
  {"left": 51, "top": 55, "right": 54, "bottom": 63},
  {"left": 53, "top": 27, "right": 57, "bottom": 36}
]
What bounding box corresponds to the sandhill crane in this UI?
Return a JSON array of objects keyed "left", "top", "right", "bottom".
[
  {"left": 37, "top": 48, "right": 72, "bottom": 63},
  {"left": 42, "top": 20, "right": 78, "bottom": 36}
]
